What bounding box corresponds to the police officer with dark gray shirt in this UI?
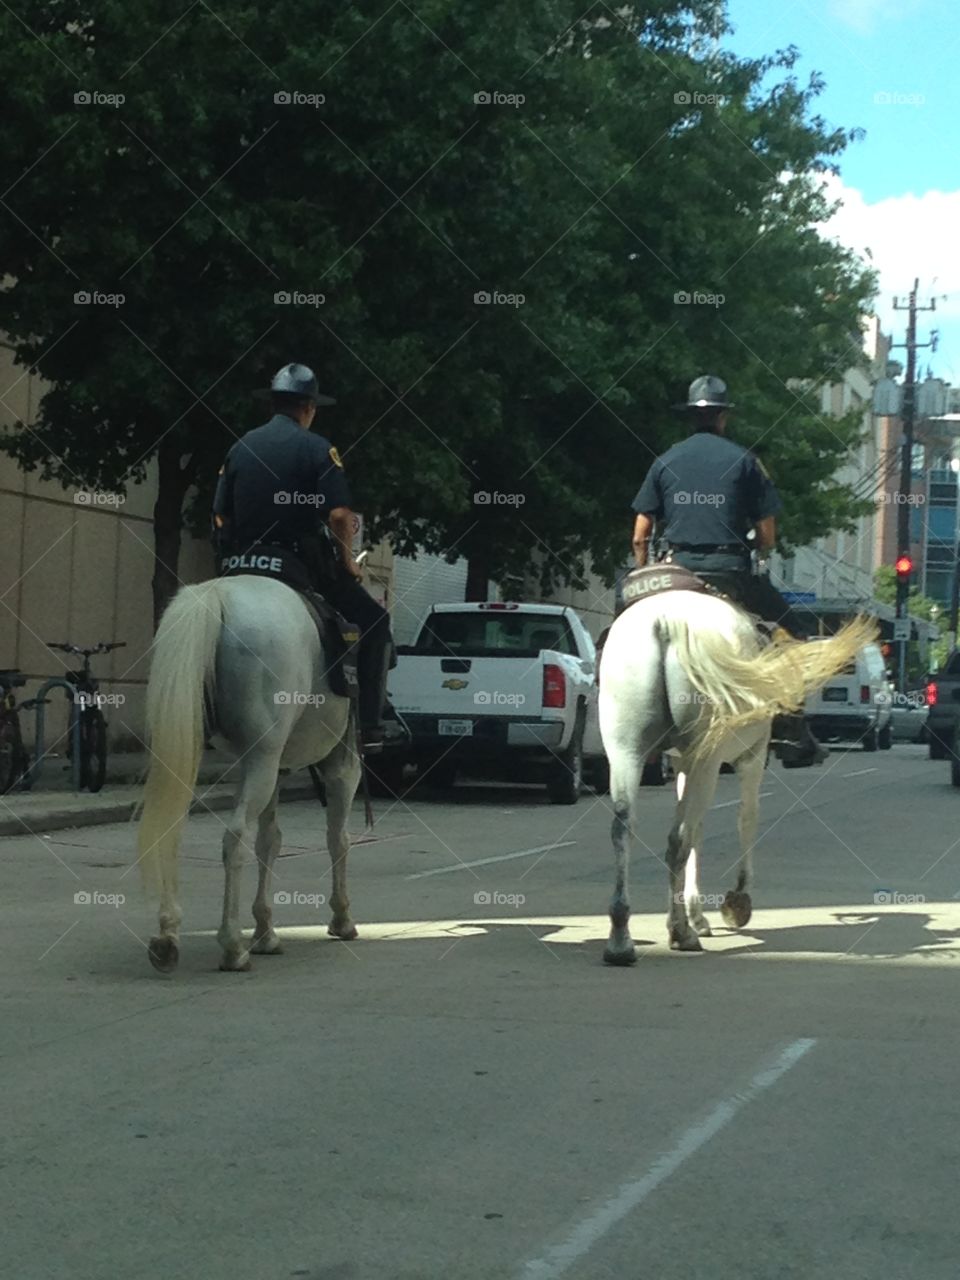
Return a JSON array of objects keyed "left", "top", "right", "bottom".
[
  {"left": 213, "top": 363, "right": 392, "bottom": 747},
  {"left": 630, "top": 374, "right": 826, "bottom": 763}
]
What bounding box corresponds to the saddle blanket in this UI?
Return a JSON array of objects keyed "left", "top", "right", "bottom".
[{"left": 619, "top": 564, "right": 708, "bottom": 609}]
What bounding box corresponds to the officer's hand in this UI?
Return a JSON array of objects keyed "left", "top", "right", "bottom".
[{"left": 344, "top": 555, "right": 364, "bottom": 581}]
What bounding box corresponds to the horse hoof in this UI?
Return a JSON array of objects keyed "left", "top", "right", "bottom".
[
  {"left": 691, "top": 918, "right": 713, "bottom": 937},
  {"left": 219, "top": 954, "right": 252, "bottom": 972},
  {"left": 250, "top": 936, "right": 284, "bottom": 955},
  {"left": 328, "top": 922, "right": 358, "bottom": 941},
  {"left": 603, "top": 945, "right": 637, "bottom": 966},
  {"left": 669, "top": 931, "right": 703, "bottom": 952},
  {"left": 148, "top": 936, "right": 179, "bottom": 973},
  {"left": 721, "top": 890, "right": 752, "bottom": 929}
]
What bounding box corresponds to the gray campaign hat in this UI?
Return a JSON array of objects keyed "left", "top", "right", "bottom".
[
  {"left": 256, "top": 362, "right": 336, "bottom": 406},
  {"left": 673, "top": 374, "right": 734, "bottom": 410}
]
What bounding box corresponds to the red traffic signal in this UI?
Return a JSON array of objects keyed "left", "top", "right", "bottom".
[{"left": 895, "top": 554, "right": 912, "bottom": 579}]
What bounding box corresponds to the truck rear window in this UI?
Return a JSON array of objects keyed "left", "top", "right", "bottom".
[{"left": 416, "top": 613, "right": 577, "bottom": 656}]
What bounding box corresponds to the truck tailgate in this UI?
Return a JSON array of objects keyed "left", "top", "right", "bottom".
[{"left": 389, "top": 655, "right": 546, "bottom": 719}]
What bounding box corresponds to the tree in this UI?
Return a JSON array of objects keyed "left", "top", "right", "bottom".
[{"left": 0, "top": 1, "right": 875, "bottom": 622}]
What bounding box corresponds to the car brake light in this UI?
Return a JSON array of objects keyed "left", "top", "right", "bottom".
[
  {"left": 543, "top": 663, "right": 566, "bottom": 708},
  {"left": 478, "top": 602, "right": 519, "bottom": 610},
  {"left": 860, "top": 685, "right": 870, "bottom": 704},
  {"left": 927, "top": 681, "right": 938, "bottom": 707}
]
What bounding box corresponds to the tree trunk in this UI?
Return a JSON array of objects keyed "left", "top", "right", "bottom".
[
  {"left": 464, "top": 555, "right": 490, "bottom": 602},
  {"left": 151, "top": 439, "right": 191, "bottom": 630}
]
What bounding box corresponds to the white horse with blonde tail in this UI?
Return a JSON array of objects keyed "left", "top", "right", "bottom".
[
  {"left": 136, "top": 575, "right": 361, "bottom": 973},
  {"left": 598, "top": 591, "right": 875, "bottom": 963}
]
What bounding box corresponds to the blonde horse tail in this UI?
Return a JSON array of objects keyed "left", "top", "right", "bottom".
[
  {"left": 137, "top": 581, "right": 224, "bottom": 906},
  {"left": 660, "top": 613, "right": 878, "bottom": 758}
]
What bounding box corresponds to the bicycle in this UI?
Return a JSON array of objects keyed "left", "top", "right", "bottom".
[
  {"left": 0, "top": 670, "right": 47, "bottom": 794},
  {"left": 46, "top": 642, "right": 126, "bottom": 793}
]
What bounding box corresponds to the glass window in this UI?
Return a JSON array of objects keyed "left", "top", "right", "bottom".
[{"left": 418, "top": 612, "right": 577, "bottom": 655}]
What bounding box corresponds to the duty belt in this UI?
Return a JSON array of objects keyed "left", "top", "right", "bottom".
[{"left": 668, "top": 543, "right": 748, "bottom": 555}]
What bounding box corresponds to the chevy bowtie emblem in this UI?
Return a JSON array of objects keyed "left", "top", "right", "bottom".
[{"left": 442, "top": 678, "right": 468, "bottom": 690}]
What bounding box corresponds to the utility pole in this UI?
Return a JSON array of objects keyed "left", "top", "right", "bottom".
[{"left": 891, "top": 279, "right": 937, "bottom": 692}]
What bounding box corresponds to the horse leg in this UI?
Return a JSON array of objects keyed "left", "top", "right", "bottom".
[
  {"left": 217, "top": 752, "right": 280, "bottom": 971},
  {"left": 322, "top": 731, "right": 362, "bottom": 941},
  {"left": 684, "top": 829, "right": 712, "bottom": 936},
  {"left": 722, "top": 731, "right": 767, "bottom": 929},
  {"left": 667, "top": 754, "right": 721, "bottom": 951},
  {"left": 674, "top": 767, "right": 711, "bottom": 936},
  {"left": 250, "top": 782, "right": 283, "bottom": 955},
  {"left": 150, "top": 838, "right": 182, "bottom": 974},
  {"left": 603, "top": 750, "right": 645, "bottom": 966}
]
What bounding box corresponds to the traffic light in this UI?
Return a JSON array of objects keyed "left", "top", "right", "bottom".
[{"left": 895, "top": 553, "right": 912, "bottom": 582}]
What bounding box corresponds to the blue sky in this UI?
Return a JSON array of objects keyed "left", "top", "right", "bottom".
[{"left": 724, "top": 0, "right": 959, "bottom": 379}]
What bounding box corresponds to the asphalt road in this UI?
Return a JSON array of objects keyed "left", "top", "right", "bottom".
[{"left": 4, "top": 741, "right": 960, "bottom": 1280}]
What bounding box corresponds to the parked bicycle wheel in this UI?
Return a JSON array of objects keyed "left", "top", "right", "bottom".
[
  {"left": 79, "top": 708, "right": 108, "bottom": 792},
  {"left": 0, "top": 714, "right": 26, "bottom": 794}
]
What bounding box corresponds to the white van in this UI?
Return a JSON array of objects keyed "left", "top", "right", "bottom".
[{"left": 805, "top": 641, "right": 893, "bottom": 751}]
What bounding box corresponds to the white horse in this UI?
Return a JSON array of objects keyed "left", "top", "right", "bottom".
[
  {"left": 598, "top": 591, "right": 874, "bottom": 963},
  {"left": 136, "top": 575, "right": 362, "bottom": 973}
]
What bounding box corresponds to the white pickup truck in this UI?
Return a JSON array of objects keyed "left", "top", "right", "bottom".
[{"left": 386, "top": 602, "right": 605, "bottom": 803}]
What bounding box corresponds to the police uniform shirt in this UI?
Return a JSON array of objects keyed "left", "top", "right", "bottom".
[
  {"left": 632, "top": 432, "right": 781, "bottom": 571},
  {"left": 213, "top": 413, "right": 351, "bottom": 552}
]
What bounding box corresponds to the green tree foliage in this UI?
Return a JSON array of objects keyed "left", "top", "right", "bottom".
[{"left": 0, "top": 1, "right": 875, "bottom": 619}]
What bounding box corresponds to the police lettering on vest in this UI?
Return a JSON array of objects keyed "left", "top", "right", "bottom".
[{"left": 221, "top": 553, "right": 283, "bottom": 574}]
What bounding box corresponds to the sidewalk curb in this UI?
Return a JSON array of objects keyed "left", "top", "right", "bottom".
[{"left": 0, "top": 782, "right": 318, "bottom": 839}]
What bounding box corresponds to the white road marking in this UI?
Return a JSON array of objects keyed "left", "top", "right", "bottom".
[
  {"left": 844, "top": 767, "right": 878, "bottom": 778},
  {"left": 712, "top": 791, "right": 772, "bottom": 810},
  {"left": 520, "top": 1037, "right": 817, "bottom": 1280},
  {"left": 406, "top": 841, "right": 577, "bottom": 880}
]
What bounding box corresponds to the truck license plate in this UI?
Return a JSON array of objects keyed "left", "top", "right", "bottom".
[
  {"left": 823, "top": 687, "right": 848, "bottom": 702},
  {"left": 438, "top": 719, "right": 473, "bottom": 736}
]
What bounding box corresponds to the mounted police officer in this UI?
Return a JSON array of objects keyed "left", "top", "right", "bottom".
[
  {"left": 630, "top": 374, "right": 827, "bottom": 764},
  {"left": 212, "top": 363, "right": 392, "bottom": 748}
]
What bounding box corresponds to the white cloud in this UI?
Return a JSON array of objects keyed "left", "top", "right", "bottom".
[
  {"left": 828, "top": 0, "right": 925, "bottom": 34},
  {"left": 820, "top": 174, "right": 960, "bottom": 377}
]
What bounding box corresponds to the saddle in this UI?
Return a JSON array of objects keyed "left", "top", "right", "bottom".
[
  {"left": 619, "top": 563, "right": 779, "bottom": 649},
  {"left": 619, "top": 563, "right": 710, "bottom": 610},
  {"left": 218, "top": 544, "right": 358, "bottom": 699}
]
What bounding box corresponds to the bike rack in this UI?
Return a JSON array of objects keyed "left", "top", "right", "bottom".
[{"left": 24, "top": 678, "right": 83, "bottom": 791}]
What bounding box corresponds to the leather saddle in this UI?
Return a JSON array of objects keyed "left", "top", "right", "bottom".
[
  {"left": 218, "top": 544, "right": 358, "bottom": 699},
  {"left": 619, "top": 564, "right": 776, "bottom": 647},
  {"left": 619, "top": 563, "right": 709, "bottom": 610}
]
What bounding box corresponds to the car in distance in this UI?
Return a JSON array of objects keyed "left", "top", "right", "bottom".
[{"left": 804, "top": 641, "right": 893, "bottom": 751}]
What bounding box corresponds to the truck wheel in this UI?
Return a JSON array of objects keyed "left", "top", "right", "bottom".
[
  {"left": 951, "top": 753, "right": 960, "bottom": 788},
  {"left": 878, "top": 721, "right": 892, "bottom": 751},
  {"left": 588, "top": 756, "right": 610, "bottom": 794},
  {"left": 861, "top": 725, "right": 878, "bottom": 752},
  {"left": 548, "top": 721, "right": 583, "bottom": 805},
  {"left": 425, "top": 760, "right": 457, "bottom": 790},
  {"left": 641, "top": 757, "right": 667, "bottom": 786},
  {"left": 366, "top": 759, "right": 408, "bottom": 799},
  {"left": 930, "top": 734, "right": 947, "bottom": 760}
]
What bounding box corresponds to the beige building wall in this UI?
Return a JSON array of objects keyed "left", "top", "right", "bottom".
[{"left": 1, "top": 349, "right": 214, "bottom": 751}]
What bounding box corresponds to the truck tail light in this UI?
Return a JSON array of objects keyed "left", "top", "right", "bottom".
[
  {"left": 927, "top": 681, "right": 938, "bottom": 707},
  {"left": 860, "top": 685, "right": 871, "bottom": 704},
  {"left": 543, "top": 663, "right": 566, "bottom": 709}
]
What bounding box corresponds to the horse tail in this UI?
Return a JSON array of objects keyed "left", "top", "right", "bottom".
[
  {"left": 660, "top": 612, "right": 878, "bottom": 757},
  {"left": 137, "top": 580, "right": 224, "bottom": 896}
]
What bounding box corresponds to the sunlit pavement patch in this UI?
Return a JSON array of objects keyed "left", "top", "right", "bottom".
[{"left": 189, "top": 904, "right": 960, "bottom": 964}]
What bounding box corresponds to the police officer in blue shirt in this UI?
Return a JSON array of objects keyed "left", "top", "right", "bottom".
[
  {"left": 213, "top": 363, "right": 392, "bottom": 746},
  {"left": 631, "top": 374, "right": 826, "bottom": 762}
]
